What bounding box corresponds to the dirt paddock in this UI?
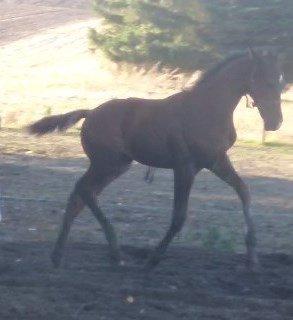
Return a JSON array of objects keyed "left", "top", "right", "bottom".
[
  {"left": 0, "top": 130, "right": 292, "bottom": 320},
  {"left": 0, "top": 0, "right": 292, "bottom": 318}
]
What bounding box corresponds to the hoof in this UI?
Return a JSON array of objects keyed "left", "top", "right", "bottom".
[
  {"left": 109, "top": 251, "right": 122, "bottom": 266},
  {"left": 247, "top": 256, "right": 261, "bottom": 273},
  {"left": 145, "top": 177, "right": 154, "bottom": 184},
  {"left": 50, "top": 251, "right": 61, "bottom": 269},
  {"left": 247, "top": 262, "right": 261, "bottom": 273}
]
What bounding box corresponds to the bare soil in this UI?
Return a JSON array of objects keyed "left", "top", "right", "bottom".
[
  {"left": 0, "top": 0, "right": 92, "bottom": 45},
  {"left": 0, "top": 130, "right": 292, "bottom": 320}
]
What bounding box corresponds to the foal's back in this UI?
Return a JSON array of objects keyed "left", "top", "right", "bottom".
[{"left": 81, "top": 94, "right": 184, "bottom": 167}]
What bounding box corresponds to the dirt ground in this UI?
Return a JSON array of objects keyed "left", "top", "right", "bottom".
[
  {"left": 0, "top": 0, "right": 92, "bottom": 45},
  {"left": 0, "top": 129, "right": 292, "bottom": 320}
]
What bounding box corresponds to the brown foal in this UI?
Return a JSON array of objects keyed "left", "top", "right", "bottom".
[{"left": 28, "top": 49, "right": 285, "bottom": 270}]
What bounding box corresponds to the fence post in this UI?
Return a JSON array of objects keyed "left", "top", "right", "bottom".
[{"left": 261, "top": 124, "right": 266, "bottom": 145}]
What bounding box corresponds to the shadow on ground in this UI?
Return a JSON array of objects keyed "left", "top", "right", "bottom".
[
  {"left": 0, "top": 241, "right": 293, "bottom": 320},
  {"left": 0, "top": 153, "right": 293, "bottom": 319}
]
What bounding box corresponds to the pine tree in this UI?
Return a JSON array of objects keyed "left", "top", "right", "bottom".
[
  {"left": 89, "top": 0, "right": 218, "bottom": 69},
  {"left": 90, "top": 0, "right": 293, "bottom": 79}
]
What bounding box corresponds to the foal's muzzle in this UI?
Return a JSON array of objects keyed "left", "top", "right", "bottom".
[
  {"left": 263, "top": 106, "right": 283, "bottom": 131},
  {"left": 265, "top": 119, "right": 283, "bottom": 131},
  {"left": 255, "top": 100, "right": 283, "bottom": 132}
]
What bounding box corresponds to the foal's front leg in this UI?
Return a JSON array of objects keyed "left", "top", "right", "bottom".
[
  {"left": 210, "top": 154, "right": 259, "bottom": 270},
  {"left": 145, "top": 164, "right": 198, "bottom": 270}
]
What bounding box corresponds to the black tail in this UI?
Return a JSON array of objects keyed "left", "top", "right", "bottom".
[{"left": 27, "top": 109, "right": 89, "bottom": 135}]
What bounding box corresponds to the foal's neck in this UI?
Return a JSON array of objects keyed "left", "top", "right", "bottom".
[{"left": 191, "top": 56, "right": 253, "bottom": 115}]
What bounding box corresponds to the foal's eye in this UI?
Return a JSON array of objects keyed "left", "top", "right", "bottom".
[{"left": 265, "top": 79, "right": 276, "bottom": 87}]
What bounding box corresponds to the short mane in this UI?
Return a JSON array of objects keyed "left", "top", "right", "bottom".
[{"left": 193, "top": 52, "right": 247, "bottom": 89}]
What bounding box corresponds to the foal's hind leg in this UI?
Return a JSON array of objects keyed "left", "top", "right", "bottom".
[
  {"left": 76, "top": 162, "right": 131, "bottom": 264},
  {"left": 210, "top": 154, "right": 259, "bottom": 270},
  {"left": 51, "top": 162, "right": 130, "bottom": 267},
  {"left": 51, "top": 190, "right": 84, "bottom": 268}
]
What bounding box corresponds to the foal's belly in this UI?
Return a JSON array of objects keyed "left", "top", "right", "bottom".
[
  {"left": 128, "top": 135, "right": 175, "bottom": 168},
  {"left": 133, "top": 154, "right": 174, "bottom": 169}
]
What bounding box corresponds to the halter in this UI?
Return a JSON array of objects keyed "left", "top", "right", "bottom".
[{"left": 246, "top": 49, "right": 286, "bottom": 109}]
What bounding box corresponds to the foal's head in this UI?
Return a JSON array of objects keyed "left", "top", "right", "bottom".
[{"left": 247, "top": 49, "right": 286, "bottom": 131}]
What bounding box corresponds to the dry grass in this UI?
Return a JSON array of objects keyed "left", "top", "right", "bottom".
[
  {"left": 0, "top": 19, "right": 191, "bottom": 123},
  {"left": 0, "top": 17, "right": 292, "bottom": 144}
]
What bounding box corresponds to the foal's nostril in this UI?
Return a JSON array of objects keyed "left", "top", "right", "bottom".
[
  {"left": 265, "top": 118, "right": 282, "bottom": 131},
  {"left": 276, "top": 119, "right": 283, "bottom": 130}
]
